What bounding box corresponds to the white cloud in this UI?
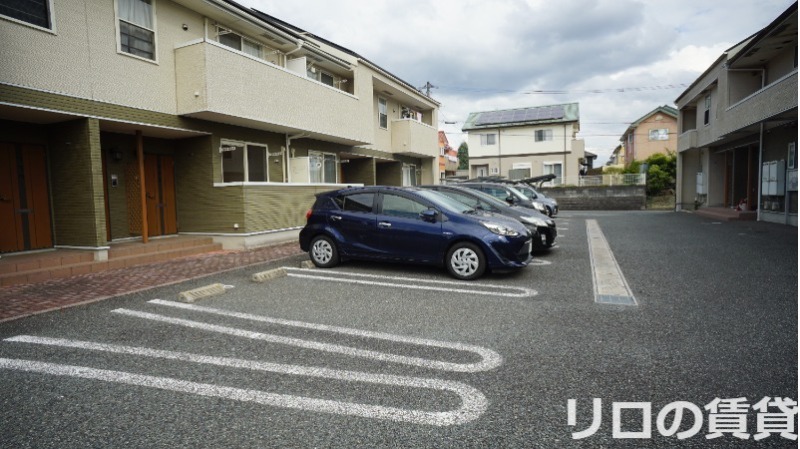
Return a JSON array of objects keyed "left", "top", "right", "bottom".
[{"left": 239, "top": 0, "right": 795, "bottom": 164}]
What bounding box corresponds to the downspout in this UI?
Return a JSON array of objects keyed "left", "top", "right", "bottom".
[
  {"left": 563, "top": 124, "right": 568, "bottom": 185},
  {"left": 757, "top": 123, "right": 764, "bottom": 222}
]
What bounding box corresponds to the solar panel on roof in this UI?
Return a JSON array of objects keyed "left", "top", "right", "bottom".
[{"left": 475, "top": 105, "right": 565, "bottom": 126}]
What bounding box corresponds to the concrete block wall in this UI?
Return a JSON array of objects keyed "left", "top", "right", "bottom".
[{"left": 541, "top": 185, "right": 646, "bottom": 210}]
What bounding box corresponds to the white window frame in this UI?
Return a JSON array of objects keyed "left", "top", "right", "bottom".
[
  {"left": 378, "top": 98, "right": 388, "bottom": 129},
  {"left": 480, "top": 134, "right": 496, "bottom": 146},
  {"left": 0, "top": 0, "right": 55, "bottom": 33},
  {"left": 402, "top": 164, "right": 417, "bottom": 186},
  {"left": 115, "top": 0, "right": 158, "bottom": 63},
  {"left": 308, "top": 150, "right": 339, "bottom": 184},
  {"left": 543, "top": 162, "right": 563, "bottom": 185},
  {"left": 649, "top": 129, "right": 669, "bottom": 141},
  {"left": 219, "top": 139, "right": 270, "bottom": 183},
  {"left": 703, "top": 95, "right": 711, "bottom": 126},
  {"left": 535, "top": 129, "right": 553, "bottom": 142}
]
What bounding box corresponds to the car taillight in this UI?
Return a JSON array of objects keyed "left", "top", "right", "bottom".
[{"left": 305, "top": 209, "right": 313, "bottom": 221}]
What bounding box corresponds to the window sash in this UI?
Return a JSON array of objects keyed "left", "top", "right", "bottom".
[
  {"left": 535, "top": 129, "right": 553, "bottom": 142},
  {"left": 480, "top": 134, "right": 496, "bottom": 146},
  {"left": 221, "top": 141, "right": 269, "bottom": 183},
  {"left": 378, "top": 98, "right": 388, "bottom": 129},
  {"left": 0, "top": 0, "right": 50, "bottom": 29},
  {"left": 119, "top": 0, "right": 152, "bottom": 30}
]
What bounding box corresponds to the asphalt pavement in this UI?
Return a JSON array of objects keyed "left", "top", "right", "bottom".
[{"left": 0, "top": 211, "right": 796, "bottom": 448}]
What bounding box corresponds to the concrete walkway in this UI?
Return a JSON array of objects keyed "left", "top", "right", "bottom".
[{"left": 0, "top": 242, "right": 305, "bottom": 323}]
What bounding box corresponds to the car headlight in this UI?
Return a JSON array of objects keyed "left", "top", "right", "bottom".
[
  {"left": 533, "top": 202, "right": 546, "bottom": 212},
  {"left": 519, "top": 215, "right": 547, "bottom": 227},
  {"left": 483, "top": 222, "right": 520, "bottom": 237}
]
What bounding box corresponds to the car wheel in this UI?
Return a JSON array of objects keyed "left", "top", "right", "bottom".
[
  {"left": 309, "top": 235, "right": 339, "bottom": 268},
  {"left": 546, "top": 206, "right": 554, "bottom": 217},
  {"left": 446, "top": 242, "right": 486, "bottom": 280}
]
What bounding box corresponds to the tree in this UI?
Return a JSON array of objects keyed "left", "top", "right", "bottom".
[
  {"left": 644, "top": 151, "right": 677, "bottom": 195},
  {"left": 457, "top": 142, "right": 469, "bottom": 170}
]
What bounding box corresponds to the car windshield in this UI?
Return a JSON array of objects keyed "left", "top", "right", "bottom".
[
  {"left": 416, "top": 190, "right": 474, "bottom": 214},
  {"left": 514, "top": 184, "right": 537, "bottom": 198},
  {"left": 456, "top": 188, "right": 510, "bottom": 210},
  {"left": 506, "top": 185, "right": 530, "bottom": 201}
]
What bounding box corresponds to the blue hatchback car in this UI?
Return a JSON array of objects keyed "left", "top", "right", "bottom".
[{"left": 299, "top": 186, "right": 533, "bottom": 280}]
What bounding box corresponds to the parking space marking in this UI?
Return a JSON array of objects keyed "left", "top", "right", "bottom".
[
  {"left": 281, "top": 267, "right": 537, "bottom": 298},
  {"left": 586, "top": 220, "right": 637, "bottom": 306},
  {"left": 115, "top": 302, "right": 503, "bottom": 373},
  {"left": 3, "top": 336, "right": 487, "bottom": 426},
  {"left": 529, "top": 259, "right": 552, "bottom": 266}
]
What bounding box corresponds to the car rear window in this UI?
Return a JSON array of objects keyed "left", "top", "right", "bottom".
[{"left": 334, "top": 193, "right": 374, "bottom": 213}]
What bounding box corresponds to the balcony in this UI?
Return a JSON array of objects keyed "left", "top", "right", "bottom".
[
  {"left": 721, "top": 71, "right": 798, "bottom": 136},
  {"left": 175, "top": 41, "right": 371, "bottom": 145},
  {"left": 678, "top": 129, "right": 698, "bottom": 152},
  {"left": 390, "top": 118, "right": 438, "bottom": 158}
]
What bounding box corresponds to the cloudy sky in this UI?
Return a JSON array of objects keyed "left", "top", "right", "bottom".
[{"left": 238, "top": 0, "right": 795, "bottom": 164}]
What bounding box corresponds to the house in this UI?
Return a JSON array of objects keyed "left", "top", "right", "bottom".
[
  {"left": 0, "top": 0, "right": 440, "bottom": 258},
  {"left": 438, "top": 131, "right": 458, "bottom": 180},
  {"left": 461, "top": 103, "right": 585, "bottom": 184},
  {"left": 620, "top": 105, "right": 678, "bottom": 163},
  {"left": 675, "top": 2, "right": 797, "bottom": 225},
  {"left": 606, "top": 144, "right": 625, "bottom": 168}
]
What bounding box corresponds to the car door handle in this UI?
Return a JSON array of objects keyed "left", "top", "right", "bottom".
[
  {"left": 378, "top": 221, "right": 392, "bottom": 228},
  {"left": 331, "top": 215, "right": 342, "bottom": 222}
]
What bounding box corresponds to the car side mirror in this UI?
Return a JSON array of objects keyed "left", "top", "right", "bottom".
[
  {"left": 420, "top": 209, "right": 438, "bottom": 222},
  {"left": 505, "top": 196, "right": 515, "bottom": 204}
]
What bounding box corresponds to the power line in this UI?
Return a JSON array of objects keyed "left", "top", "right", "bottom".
[{"left": 434, "top": 83, "right": 688, "bottom": 95}]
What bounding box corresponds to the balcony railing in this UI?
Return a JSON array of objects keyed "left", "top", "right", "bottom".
[
  {"left": 390, "top": 118, "right": 438, "bottom": 158},
  {"left": 678, "top": 129, "right": 698, "bottom": 152},
  {"left": 175, "top": 40, "right": 371, "bottom": 145},
  {"left": 721, "top": 71, "right": 798, "bottom": 136}
]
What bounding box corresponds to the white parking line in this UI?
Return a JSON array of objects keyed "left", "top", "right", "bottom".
[
  {"left": 3, "top": 336, "right": 487, "bottom": 426},
  {"left": 586, "top": 220, "right": 637, "bottom": 306},
  {"left": 282, "top": 268, "right": 537, "bottom": 298},
  {"left": 114, "top": 302, "right": 503, "bottom": 373}
]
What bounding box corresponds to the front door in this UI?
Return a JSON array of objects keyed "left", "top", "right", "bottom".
[
  {"left": 144, "top": 154, "right": 177, "bottom": 237},
  {"left": 0, "top": 143, "right": 53, "bottom": 253}
]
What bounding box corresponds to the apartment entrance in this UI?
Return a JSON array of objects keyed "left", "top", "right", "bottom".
[
  {"left": 144, "top": 154, "right": 177, "bottom": 237},
  {"left": 0, "top": 143, "right": 53, "bottom": 253}
]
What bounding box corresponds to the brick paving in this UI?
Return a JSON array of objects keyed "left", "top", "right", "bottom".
[{"left": 0, "top": 242, "right": 305, "bottom": 323}]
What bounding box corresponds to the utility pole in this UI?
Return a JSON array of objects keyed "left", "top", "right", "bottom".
[{"left": 419, "top": 81, "right": 436, "bottom": 97}]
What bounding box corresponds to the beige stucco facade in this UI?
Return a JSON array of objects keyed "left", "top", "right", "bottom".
[
  {"left": 463, "top": 109, "right": 585, "bottom": 184},
  {"left": 675, "top": 3, "right": 797, "bottom": 225},
  {"left": 0, "top": 0, "right": 440, "bottom": 254}
]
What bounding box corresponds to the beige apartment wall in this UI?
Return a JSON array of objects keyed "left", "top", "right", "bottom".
[
  {"left": 1, "top": 0, "right": 206, "bottom": 114},
  {"left": 176, "top": 42, "right": 373, "bottom": 144}
]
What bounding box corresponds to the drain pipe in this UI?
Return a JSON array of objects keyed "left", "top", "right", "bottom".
[
  {"left": 757, "top": 123, "right": 764, "bottom": 222},
  {"left": 286, "top": 132, "right": 310, "bottom": 183}
]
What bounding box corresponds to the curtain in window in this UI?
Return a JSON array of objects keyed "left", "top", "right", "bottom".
[
  {"left": 247, "top": 145, "right": 267, "bottom": 182},
  {"left": 309, "top": 154, "right": 323, "bottom": 183},
  {"left": 323, "top": 154, "right": 337, "bottom": 183},
  {"left": 119, "top": 0, "right": 153, "bottom": 29}
]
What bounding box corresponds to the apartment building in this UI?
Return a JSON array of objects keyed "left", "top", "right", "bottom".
[
  {"left": 461, "top": 103, "right": 585, "bottom": 184},
  {"left": 675, "top": 2, "right": 797, "bottom": 225},
  {"left": 0, "top": 0, "right": 440, "bottom": 256},
  {"left": 438, "top": 131, "right": 458, "bottom": 179},
  {"left": 620, "top": 105, "right": 678, "bottom": 163}
]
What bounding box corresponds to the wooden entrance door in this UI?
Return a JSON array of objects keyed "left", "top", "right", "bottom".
[
  {"left": 144, "top": 154, "right": 177, "bottom": 237},
  {"left": 0, "top": 143, "right": 53, "bottom": 253}
]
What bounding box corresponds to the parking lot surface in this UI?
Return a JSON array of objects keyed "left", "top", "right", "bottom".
[{"left": 0, "top": 211, "right": 796, "bottom": 447}]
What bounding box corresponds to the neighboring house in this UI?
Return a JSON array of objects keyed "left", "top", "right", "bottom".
[
  {"left": 675, "top": 2, "right": 797, "bottom": 225},
  {"left": 620, "top": 105, "right": 678, "bottom": 163},
  {"left": 438, "top": 131, "right": 458, "bottom": 180},
  {"left": 606, "top": 144, "right": 625, "bottom": 168},
  {"left": 581, "top": 150, "right": 597, "bottom": 174},
  {"left": 0, "top": 0, "right": 440, "bottom": 256},
  {"left": 461, "top": 103, "right": 585, "bottom": 184}
]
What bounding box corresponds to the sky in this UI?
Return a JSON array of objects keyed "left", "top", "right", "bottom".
[{"left": 238, "top": 0, "right": 796, "bottom": 164}]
